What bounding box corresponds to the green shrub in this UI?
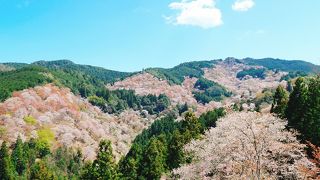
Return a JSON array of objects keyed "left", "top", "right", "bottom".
[
  {"left": 0, "top": 126, "right": 6, "bottom": 137},
  {"left": 37, "top": 128, "right": 55, "bottom": 144},
  {"left": 24, "top": 116, "right": 37, "bottom": 125}
]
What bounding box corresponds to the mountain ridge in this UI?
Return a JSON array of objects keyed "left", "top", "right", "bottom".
[{"left": 2, "top": 57, "right": 319, "bottom": 75}]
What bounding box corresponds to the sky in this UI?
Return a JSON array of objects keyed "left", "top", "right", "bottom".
[{"left": 0, "top": 0, "right": 319, "bottom": 72}]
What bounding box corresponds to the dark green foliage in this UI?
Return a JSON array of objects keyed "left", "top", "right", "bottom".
[
  {"left": 168, "top": 130, "right": 186, "bottom": 169},
  {"left": 35, "top": 140, "right": 51, "bottom": 158},
  {"left": 280, "top": 71, "right": 308, "bottom": 81},
  {"left": 1, "top": 62, "right": 29, "bottom": 69},
  {"left": 193, "top": 78, "right": 231, "bottom": 104},
  {"left": 176, "top": 103, "right": 189, "bottom": 115},
  {"left": 53, "top": 147, "right": 83, "bottom": 179},
  {"left": 90, "top": 89, "right": 171, "bottom": 115},
  {"left": 119, "top": 109, "right": 225, "bottom": 179},
  {"left": 0, "top": 66, "right": 53, "bottom": 101},
  {"left": 286, "top": 77, "right": 309, "bottom": 134},
  {"left": 236, "top": 68, "right": 266, "bottom": 79},
  {"left": 146, "top": 60, "right": 215, "bottom": 85},
  {"left": 181, "top": 112, "right": 202, "bottom": 139},
  {"left": 285, "top": 76, "right": 320, "bottom": 145},
  {"left": 0, "top": 142, "right": 14, "bottom": 180},
  {"left": 194, "top": 77, "right": 215, "bottom": 90},
  {"left": 142, "top": 137, "right": 167, "bottom": 179},
  {"left": 304, "top": 76, "right": 320, "bottom": 145},
  {"left": 0, "top": 63, "right": 170, "bottom": 114},
  {"left": 133, "top": 114, "right": 179, "bottom": 147},
  {"left": 11, "top": 137, "right": 27, "bottom": 176},
  {"left": 81, "top": 140, "right": 119, "bottom": 180},
  {"left": 198, "top": 107, "right": 225, "bottom": 132},
  {"left": 88, "top": 95, "right": 107, "bottom": 111},
  {"left": 1, "top": 138, "right": 85, "bottom": 179},
  {"left": 243, "top": 58, "right": 320, "bottom": 74},
  {"left": 271, "top": 85, "right": 289, "bottom": 118},
  {"left": 30, "top": 161, "right": 55, "bottom": 180},
  {"left": 33, "top": 60, "right": 131, "bottom": 83},
  {"left": 50, "top": 68, "right": 102, "bottom": 97},
  {"left": 0, "top": 64, "right": 105, "bottom": 103},
  {"left": 287, "top": 81, "right": 293, "bottom": 92},
  {"left": 118, "top": 144, "right": 142, "bottom": 179}
]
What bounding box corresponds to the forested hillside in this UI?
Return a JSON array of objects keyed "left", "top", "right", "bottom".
[
  {"left": 32, "top": 60, "right": 132, "bottom": 83},
  {"left": 0, "top": 58, "right": 319, "bottom": 179},
  {"left": 0, "top": 63, "right": 170, "bottom": 115},
  {"left": 0, "top": 66, "right": 53, "bottom": 101},
  {"left": 145, "top": 60, "right": 216, "bottom": 84},
  {"left": 243, "top": 58, "right": 320, "bottom": 74}
]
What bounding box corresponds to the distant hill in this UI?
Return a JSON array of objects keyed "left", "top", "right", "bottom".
[
  {"left": 1, "top": 62, "right": 29, "bottom": 69},
  {"left": 145, "top": 60, "right": 218, "bottom": 84},
  {"left": 2, "top": 58, "right": 318, "bottom": 86},
  {"left": 144, "top": 58, "right": 319, "bottom": 84},
  {"left": 1, "top": 57, "right": 319, "bottom": 102},
  {"left": 242, "top": 58, "right": 320, "bottom": 74},
  {"left": 32, "top": 60, "right": 132, "bottom": 83}
]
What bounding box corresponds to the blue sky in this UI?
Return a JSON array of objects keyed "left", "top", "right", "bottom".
[{"left": 0, "top": 0, "right": 319, "bottom": 72}]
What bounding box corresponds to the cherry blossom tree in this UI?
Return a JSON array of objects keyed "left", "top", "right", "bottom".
[{"left": 173, "top": 112, "right": 314, "bottom": 179}]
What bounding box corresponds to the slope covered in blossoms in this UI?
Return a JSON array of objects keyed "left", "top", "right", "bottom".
[{"left": 0, "top": 84, "right": 155, "bottom": 160}]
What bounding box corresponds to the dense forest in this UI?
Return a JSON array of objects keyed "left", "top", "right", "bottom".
[
  {"left": 243, "top": 58, "right": 320, "bottom": 73},
  {"left": 88, "top": 89, "right": 171, "bottom": 115},
  {"left": 145, "top": 60, "right": 216, "bottom": 84},
  {"left": 272, "top": 75, "right": 320, "bottom": 146},
  {"left": 0, "top": 66, "right": 53, "bottom": 101},
  {"left": 192, "top": 77, "right": 231, "bottom": 104},
  {"left": 236, "top": 68, "right": 266, "bottom": 79},
  {"left": 32, "top": 60, "right": 132, "bottom": 84},
  {"left": 0, "top": 136, "right": 84, "bottom": 179}
]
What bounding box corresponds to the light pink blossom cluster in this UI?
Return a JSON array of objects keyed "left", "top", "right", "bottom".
[{"left": 173, "top": 112, "right": 314, "bottom": 179}]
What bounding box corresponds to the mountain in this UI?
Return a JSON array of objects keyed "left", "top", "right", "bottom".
[
  {"left": 0, "top": 84, "right": 155, "bottom": 160},
  {"left": 0, "top": 57, "right": 319, "bottom": 179},
  {"left": 243, "top": 57, "right": 320, "bottom": 73},
  {"left": 32, "top": 60, "right": 132, "bottom": 83}
]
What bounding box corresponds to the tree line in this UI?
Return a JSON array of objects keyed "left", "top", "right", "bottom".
[{"left": 271, "top": 75, "right": 320, "bottom": 146}]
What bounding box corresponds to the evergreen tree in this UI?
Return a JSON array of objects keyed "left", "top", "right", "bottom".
[
  {"left": 119, "top": 144, "right": 142, "bottom": 179},
  {"left": 286, "top": 77, "right": 309, "bottom": 132},
  {"left": 287, "top": 80, "right": 293, "bottom": 92},
  {"left": 90, "top": 140, "right": 119, "bottom": 179},
  {"left": 304, "top": 76, "right": 320, "bottom": 145},
  {"left": 0, "top": 142, "right": 14, "bottom": 180},
  {"left": 24, "top": 138, "right": 37, "bottom": 168},
  {"left": 80, "top": 162, "right": 93, "bottom": 180},
  {"left": 30, "top": 161, "right": 55, "bottom": 180},
  {"left": 182, "top": 111, "right": 202, "bottom": 139},
  {"left": 68, "top": 149, "right": 83, "bottom": 178},
  {"left": 271, "top": 85, "right": 289, "bottom": 118},
  {"left": 168, "top": 130, "right": 185, "bottom": 169},
  {"left": 142, "top": 137, "right": 166, "bottom": 180},
  {"left": 11, "top": 136, "right": 27, "bottom": 176}
]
